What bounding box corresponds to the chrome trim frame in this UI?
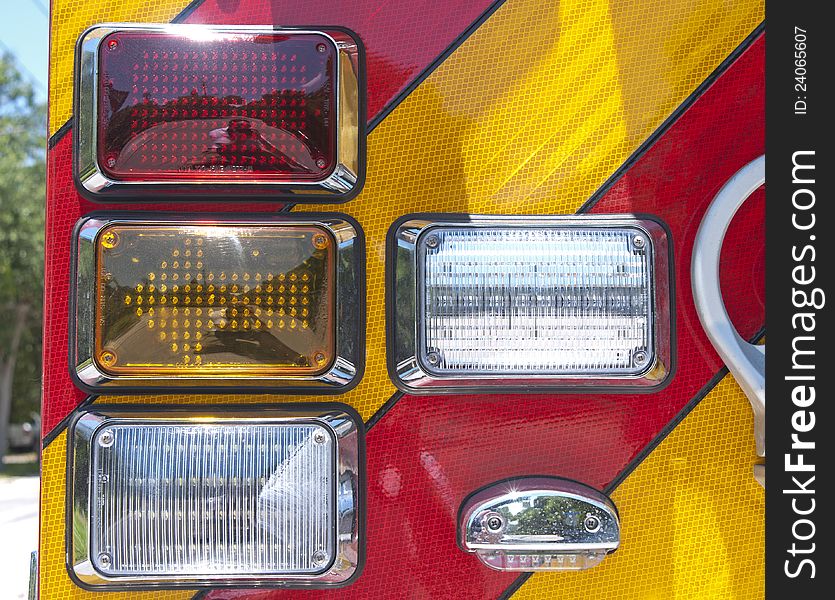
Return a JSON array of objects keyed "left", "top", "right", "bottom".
[
  {"left": 387, "top": 214, "right": 674, "bottom": 394},
  {"left": 458, "top": 477, "right": 620, "bottom": 572},
  {"left": 28, "top": 552, "right": 38, "bottom": 600},
  {"left": 70, "top": 213, "right": 364, "bottom": 393},
  {"left": 692, "top": 155, "right": 766, "bottom": 461},
  {"left": 73, "top": 24, "right": 364, "bottom": 202},
  {"left": 67, "top": 404, "right": 364, "bottom": 590}
]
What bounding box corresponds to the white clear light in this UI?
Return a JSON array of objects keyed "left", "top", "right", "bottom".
[
  {"left": 90, "top": 423, "right": 333, "bottom": 577},
  {"left": 419, "top": 227, "right": 653, "bottom": 375}
]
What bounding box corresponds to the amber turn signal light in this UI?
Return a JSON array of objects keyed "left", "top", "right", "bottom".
[{"left": 71, "top": 213, "right": 364, "bottom": 393}]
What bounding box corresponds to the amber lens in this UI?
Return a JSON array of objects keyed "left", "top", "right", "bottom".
[{"left": 94, "top": 223, "right": 334, "bottom": 376}]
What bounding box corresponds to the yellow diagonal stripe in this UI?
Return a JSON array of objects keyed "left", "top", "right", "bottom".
[
  {"left": 514, "top": 375, "right": 764, "bottom": 599},
  {"left": 49, "top": 0, "right": 190, "bottom": 135}
]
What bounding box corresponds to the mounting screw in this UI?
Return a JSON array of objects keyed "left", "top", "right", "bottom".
[
  {"left": 313, "top": 430, "right": 327, "bottom": 444},
  {"left": 315, "top": 157, "right": 327, "bottom": 169},
  {"left": 484, "top": 512, "right": 505, "bottom": 533},
  {"left": 426, "top": 352, "right": 440, "bottom": 366},
  {"left": 98, "top": 429, "right": 115, "bottom": 448},
  {"left": 107, "top": 39, "right": 119, "bottom": 51},
  {"left": 632, "top": 234, "right": 646, "bottom": 250},
  {"left": 583, "top": 514, "right": 601, "bottom": 533},
  {"left": 98, "top": 553, "right": 112, "bottom": 568},
  {"left": 312, "top": 550, "right": 328, "bottom": 565},
  {"left": 100, "top": 231, "right": 119, "bottom": 249},
  {"left": 633, "top": 350, "right": 648, "bottom": 367},
  {"left": 316, "top": 43, "right": 327, "bottom": 54},
  {"left": 425, "top": 235, "right": 440, "bottom": 249},
  {"left": 98, "top": 350, "right": 117, "bottom": 367},
  {"left": 312, "top": 234, "right": 329, "bottom": 250}
]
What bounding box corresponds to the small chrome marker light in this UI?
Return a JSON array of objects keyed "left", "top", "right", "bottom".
[
  {"left": 387, "top": 214, "right": 674, "bottom": 393},
  {"left": 458, "top": 477, "right": 620, "bottom": 572},
  {"left": 70, "top": 213, "right": 365, "bottom": 393},
  {"left": 74, "top": 24, "right": 365, "bottom": 202},
  {"left": 67, "top": 404, "right": 364, "bottom": 589}
]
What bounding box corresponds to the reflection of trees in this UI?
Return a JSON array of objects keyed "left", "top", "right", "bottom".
[
  {"left": 102, "top": 85, "right": 332, "bottom": 174},
  {"left": 509, "top": 497, "right": 599, "bottom": 541},
  {"left": 0, "top": 55, "right": 45, "bottom": 461}
]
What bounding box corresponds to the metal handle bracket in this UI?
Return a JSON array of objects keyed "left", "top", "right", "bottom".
[{"left": 692, "top": 155, "right": 765, "bottom": 482}]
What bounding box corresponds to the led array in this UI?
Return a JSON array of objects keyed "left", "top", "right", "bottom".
[
  {"left": 97, "top": 31, "right": 335, "bottom": 180},
  {"left": 95, "top": 224, "right": 334, "bottom": 375},
  {"left": 420, "top": 227, "right": 653, "bottom": 375}
]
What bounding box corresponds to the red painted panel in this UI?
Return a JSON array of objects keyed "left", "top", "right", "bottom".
[
  {"left": 721, "top": 188, "right": 765, "bottom": 337},
  {"left": 203, "top": 33, "right": 765, "bottom": 600}
]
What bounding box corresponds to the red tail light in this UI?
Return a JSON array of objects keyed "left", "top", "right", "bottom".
[{"left": 74, "top": 25, "right": 365, "bottom": 202}]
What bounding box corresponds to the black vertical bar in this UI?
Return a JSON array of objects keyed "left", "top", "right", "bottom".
[{"left": 766, "top": 2, "right": 831, "bottom": 596}]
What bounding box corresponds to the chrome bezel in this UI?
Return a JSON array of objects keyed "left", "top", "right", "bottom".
[
  {"left": 457, "top": 476, "right": 620, "bottom": 571},
  {"left": 74, "top": 23, "right": 365, "bottom": 202},
  {"left": 67, "top": 404, "right": 364, "bottom": 590},
  {"left": 70, "top": 212, "right": 365, "bottom": 394},
  {"left": 387, "top": 214, "right": 674, "bottom": 394}
]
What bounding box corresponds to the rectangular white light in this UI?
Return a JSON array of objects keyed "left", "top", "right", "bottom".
[
  {"left": 68, "top": 405, "right": 363, "bottom": 590},
  {"left": 388, "top": 215, "right": 673, "bottom": 393}
]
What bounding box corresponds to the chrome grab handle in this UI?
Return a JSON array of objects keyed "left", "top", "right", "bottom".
[{"left": 692, "top": 155, "right": 765, "bottom": 484}]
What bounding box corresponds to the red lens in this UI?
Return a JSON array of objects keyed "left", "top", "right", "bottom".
[{"left": 97, "top": 30, "right": 337, "bottom": 182}]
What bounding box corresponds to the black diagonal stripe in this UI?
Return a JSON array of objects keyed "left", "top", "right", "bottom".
[
  {"left": 365, "top": 390, "right": 405, "bottom": 430},
  {"left": 578, "top": 22, "right": 764, "bottom": 215},
  {"left": 41, "top": 395, "right": 95, "bottom": 448},
  {"left": 367, "top": 0, "right": 507, "bottom": 133},
  {"left": 497, "top": 573, "right": 534, "bottom": 600},
  {"left": 170, "top": 0, "right": 206, "bottom": 23},
  {"left": 47, "top": 118, "right": 72, "bottom": 149},
  {"left": 603, "top": 329, "right": 764, "bottom": 495}
]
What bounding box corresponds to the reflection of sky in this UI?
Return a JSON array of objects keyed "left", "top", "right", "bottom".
[
  {"left": 0, "top": 1, "right": 48, "bottom": 100},
  {"left": 505, "top": 500, "right": 527, "bottom": 516}
]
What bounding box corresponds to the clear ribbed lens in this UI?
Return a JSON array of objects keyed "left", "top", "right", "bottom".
[
  {"left": 389, "top": 215, "right": 674, "bottom": 393},
  {"left": 91, "top": 423, "right": 333, "bottom": 576},
  {"left": 69, "top": 407, "right": 362, "bottom": 589},
  {"left": 419, "top": 226, "right": 654, "bottom": 376}
]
